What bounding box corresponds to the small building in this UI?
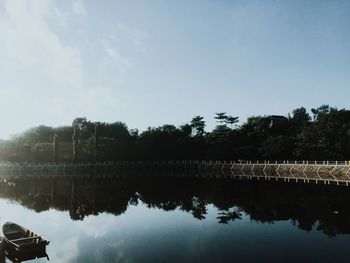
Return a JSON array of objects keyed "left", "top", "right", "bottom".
[{"left": 268, "top": 115, "right": 289, "bottom": 129}]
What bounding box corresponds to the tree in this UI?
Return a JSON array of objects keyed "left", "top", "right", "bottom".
[
  {"left": 17, "top": 125, "right": 54, "bottom": 143},
  {"left": 225, "top": 116, "right": 239, "bottom": 129},
  {"left": 130, "top": 129, "right": 139, "bottom": 138},
  {"left": 290, "top": 107, "right": 311, "bottom": 132},
  {"left": 72, "top": 117, "right": 95, "bottom": 140},
  {"left": 214, "top": 112, "right": 228, "bottom": 125},
  {"left": 191, "top": 116, "right": 206, "bottom": 136},
  {"left": 180, "top": 124, "right": 192, "bottom": 137},
  {"left": 292, "top": 107, "right": 310, "bottom": 124},
  {"left": 54, "top": 126, "right": 73, "bottom": 142},
  {"left": 99, "top": 122, "right": 131, "bottom": 142},
  {"left": 311, "top": 105, "right": 335, "bottom": 122}
]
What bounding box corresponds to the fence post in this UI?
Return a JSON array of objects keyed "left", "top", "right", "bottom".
[
  {"left": 72, "top": 124, "right": 79, "bottom": 162},
  {"left": 94, "top": 124, "right": 99, "bottom": 162},
  {"left": 16, "top": 138, "right": 21, "bottom": 162},
  {"left": 53, "top": 134, "right": 58, "bottom": 164},
  {"left": 35, "top": 143, "right": 40, "bottom": 163}
]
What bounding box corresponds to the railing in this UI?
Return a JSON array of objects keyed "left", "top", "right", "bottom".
[
  {"left": 0, "top": 160, "right": 350, "bottom": 166},
  {"left": 230, "top": 160, "right": 350, "bottom": 165},
  {"left": 0, "top": 160, "right": 350, "bottom": 186}
]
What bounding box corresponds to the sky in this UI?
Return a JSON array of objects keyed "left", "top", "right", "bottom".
[{"left": 0, "top": 0, "right": 349, "bottom": 139}]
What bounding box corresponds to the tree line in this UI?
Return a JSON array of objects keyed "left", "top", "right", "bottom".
[{"left": 1, "top": 105, "right": 350, "bottom": 162}]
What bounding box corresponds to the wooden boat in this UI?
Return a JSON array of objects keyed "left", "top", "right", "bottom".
[{"left": 2, "top": 222, "right": 49, "bottom": 262}]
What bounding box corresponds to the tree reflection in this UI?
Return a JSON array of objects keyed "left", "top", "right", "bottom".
[
  {"left": 0, "top": 176, "right": 350, "bottom": 237},
  {"left": 217, "top": 209, "right": 242, "bottom": 224},
  {"left": 191, "top": 197, "right": 207, "bottom": 220}
]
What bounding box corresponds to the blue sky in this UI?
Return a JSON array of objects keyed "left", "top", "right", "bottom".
[{"left": 0, "top": 0, "right": 349, "bottom": 139}]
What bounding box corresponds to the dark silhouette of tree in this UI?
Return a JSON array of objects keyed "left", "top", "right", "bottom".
[
  {"left": 72, "top": 117, "right": 95, "bottom": 140},
  {"left": 291, "top": 107, "right": 311, "bottom": 127},
  {"left": 190, "top": 116, "right": 206, "bottom": 136},
  {"left": 2, "top": 105, "right": 350, "bottom": 162},
  {"left": 225, "top": 115, "right": 239, "bottom": 129},
  {"left": 180, "top": 124, "right": 192, "bottom": 137},
  {"left": 130, "top": 128, "right": 139, "bottom": 138},
  {"left": 15, "top": 125, "right": 54, "bottom": 143},
  {"left": 214, "top": 112, "right": 228, "bottom": 124}
]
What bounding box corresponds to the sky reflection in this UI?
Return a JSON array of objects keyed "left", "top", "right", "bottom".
[{"left": 1, "top": 190, "right": 350, "bottom": 263}]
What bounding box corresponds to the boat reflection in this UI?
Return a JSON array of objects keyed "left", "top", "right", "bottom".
[{"left": 0, "top": 175, "right": 350, "bottom": 237}]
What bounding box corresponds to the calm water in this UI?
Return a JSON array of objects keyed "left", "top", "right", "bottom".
[{"left": 1, "top": 176, "right": 350, "bottom": 262}]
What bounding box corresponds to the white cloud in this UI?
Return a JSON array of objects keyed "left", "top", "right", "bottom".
[
  {"left": 53, "top": 236, "right": 80, "bottom": 263},
  {"left": 78, "top": 214, "right": 118, "bottom": 238},
  {"left": 104, "top": 43, "right": 131, "bottom": 68},
  {"left": 0, "top": 0, "right": 83, "bottom": 88},
  {"left": 53, "top": 7, "right": 68, "bottom": 27},
  {"left": 0, "top": 0, "right": 145, "bottom": 138},
  {"left": 72, "top": 0, "right": 87, "bottom": 15},
  {"left": 96, "top": 38, "right": 133, "bottom": 80}
]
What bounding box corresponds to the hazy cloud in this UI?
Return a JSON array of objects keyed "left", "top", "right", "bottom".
[
  {"left": 72, "top": 0, "right": 87, "bottom": 15},
  {"left": 0, "top": 0, "right": 143, "bottom": 138},
  {"left": 100, "top": 38, "right": 131, "bottom": 71},
  {"left": 0, "top": 0, "right": 83, "bottom": 88}
]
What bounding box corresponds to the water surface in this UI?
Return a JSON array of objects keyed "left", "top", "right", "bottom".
[{"left": 1, "top": 176, "right": 350, "bottom": 262}]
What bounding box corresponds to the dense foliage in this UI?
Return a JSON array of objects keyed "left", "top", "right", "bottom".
[{"left": 1, "top": 105, "right": 350, "bottom": 162}]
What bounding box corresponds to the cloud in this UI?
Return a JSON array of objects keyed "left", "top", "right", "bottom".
[
  {"left": 0, "top": 0, "right": 146, "bottom": 138},
  {"left": 72, "top": 0, "right": 87, "bottom": 15},
  {"left": 53, "top": 236, "right": 80, "bottom": 263},
  {"left": 0, "top": 0, "right": 83, "bottom": 89},
  {"left": 100, "top": 38, "right": 131, "bottom": 71}
]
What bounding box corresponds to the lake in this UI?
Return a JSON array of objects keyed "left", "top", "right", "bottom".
[{"left": 1, "top": 176, "right": 350, "bottom": 262}]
